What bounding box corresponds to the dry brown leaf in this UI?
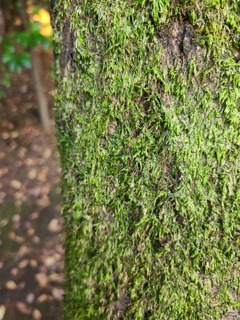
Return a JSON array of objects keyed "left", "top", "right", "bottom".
[
  {"left": 16, "top": 302, "right": 31, "bottom": 315},
  {"left": 0, "top": 305, "right": 6, "bottom": 320},
  {"left": 12, "top": 214, "right": 21, "bottom": 223},
  {"left": 26, "top": 292, "right": 35, "bottom": 304},
  {"left": 1, "top": 132, "right": 10, "bottom": 139},
  {"left": 8, "top": 229, "right": 16, "bottom": 239},
  {"left": 29, "top": 212, "right": 39, "bottom": 220},
  {"left": 35, "top": 273, "right": 48, "bottom": 288},
  {"left": 10, "top": 268, "right": 19, "bottom": 276},
  {"left": 32, "top": 309, "right": 42, "bottom": 320},
  {"left": 49, "top": 273, "right": 64, "bottom": 283},
  {"left": 43, "top": 147, "right": 52, "bottom": 159},
  {"left": 10, "top": 179, "right": 22, "bottom": 189},
  {"left": 48, "top": 218, "right": 61, "bottom": 233},
  {"left": 36, "top": 294, "right": 48, "bottom": 303},
  {"left": 51, "top": 287, "right": 64, "bottom": 301},
  {"left": 19, "top": 244, "right": 30, "bottom": 255},
  {"left": 44, "top": 256, "right": 56, "bottom": 268},
  {"left": 0, "top": 167, "right": 8, "bottom": 177},
  {"left": 0, "top": 219, "right": 8, "bottom": 227},
  {"left": 10, "top": 131, "right": 19, "bottom": 139},
  {"left": 30, "top": 259, "right": 38, "bottom": 268},
  {"left": 8, "top": 231, "right": 24, "bottom": 243},
  {"left": 37, "top": 168, "right": 48, "bottom": 181},
  {"left": 27, "top": 227, "right": 35, "bottom": 236},
  {"left": 28, "top": 168, "right": 37, "bottom": 180},
  {"left": 24, "top": 158, "right": 34, "bottom": 165},
  {"left": 0, "top": 192, "right": 6, "bottom": 203},
  {"left": 0, "top": 151, "right": 5, "bottom": 159},
  {"left": 18, "top": 259, "right": 29, "bottom": 269},
  {"left": 14, "top": 191, "right": 25, "bottom": 200},
  {"left": 32, "top": 236, "right": 41, "bottom": 244},
  {"left": 5, "top": 280, "right": 17, "bottom": 290},
  {"left": 18, "top": 147, "right": 27, "bottom": 159},
  {"left": 36, "top": 196, "right": 50, "bottom": 207}
]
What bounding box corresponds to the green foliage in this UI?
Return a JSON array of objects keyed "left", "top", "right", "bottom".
[
  {"left": 0, "top": 11, "right": 52, "bottom": 97},
  {"left": 53, "top": 0, "right": 240, "bottom": 319}
]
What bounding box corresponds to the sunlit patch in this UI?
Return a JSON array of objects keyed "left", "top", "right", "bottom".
[{"left": 30, "top": 8, "right": 52, "bottom": 37}]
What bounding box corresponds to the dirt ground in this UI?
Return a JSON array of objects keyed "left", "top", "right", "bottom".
[{"left": 0, "top": 49, "right": 64, "bottom": 320}]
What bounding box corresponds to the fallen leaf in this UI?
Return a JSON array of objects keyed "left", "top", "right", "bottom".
[
  {"left": 30, "top": 259, "right": 38, "bottom": 268},
  {"left": 44, "top": 256, "right": 56, "bottom": 268},
  {"left": 49, "top": 273, "right": 64, "bottom": 283},
  {"left": 52, "top": 287, "right": 64, "bottom": 301},
  {"left": 5, "top": 280, "right": 17, "bottom": 290},
  {"left": 36, "top": 294, "right": 49, "bottom": 303},
  {"left": 14, "top": 191, "right": 25, "bottom": 200},
  {"left": 8, "top": 231, "right": 16, "bottom": 240},
  {"left": 48, "top": 218, "right": 61, "bottom": 233},
  {"left": 0, "top": 167, "right": 8, "bottom": 177},
  {"left": 26, "top": 292, "right": 35, "bottom": 304},
  {"left": 32, "top": 309, "right": 42, "bottom": 320},
  {"left": 24, "top": 158, "right": 34, "bottom": 165},
  {"left": 10, "top": 268, "right": 19, "bottom": 276},
  {"left": 35, "top": 273, "right": 48, "bottom": 288},
  {"left": 0, "top": 305, "right": 6, "bottom": 320},
  {"left": 18, "top": 147, "right": 27, "bottom": 159},
  {"left": 19, "top": 245, "right": 30, "bottom": 256},
  {"left": 2, "top": 132, "right": 10, "bottom": 139},
  {"left": 43, "top": 147, "right": 52, "bottom": 159},
  {"left": 0, "top": 192, "right": 6, "bottom": 203},
  {"left": 37, "top": 168, "right": 48, "bottom": 181},
  {"left": 10, "top": 179, "right": 22, "bottom": 189},
  {"left": 16, "top": 302, "right": 31, "bottom": 315},
  {"left": 36, "top": 196, "right": 50, "bottom": 207},
  {"left": 12, "top": 214, "right": 21, "bottom": 223},
  {"left": 0, "top": 151, "right": 5, "bottom": 159},
  {"left": 0, "top": 219, "right": 8, "bottom": 227},
  {"left": 27, "top": 227, "right": 35, "bottom": 236},
  {"left": 28, "top": 186, "right": 42, "bottom": 198},
  {"left": 29, "top": 212, "right": 39, "bottom": 220},
  {"left": 18, "top": 259, "right": 29, "bottom": 269},
  {"left": 28, "top": 168, "right": 37, "bottom": 180},
  {"left": 8, "top": 231, "right": 24, "bottom": 243},
  {"left": 10, "top": 131, "right": 19, "bottom": 139},
  {"left": 32, "top": 236, "right": 40, "bottom": 244}
]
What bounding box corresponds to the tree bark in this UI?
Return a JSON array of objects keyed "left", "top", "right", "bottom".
[{"left": 51, "top": 1, "right": 240, "bottom": 319}]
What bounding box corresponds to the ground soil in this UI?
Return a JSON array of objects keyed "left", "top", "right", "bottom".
[{"left": 0, "top": 49, "right": 64, "bottom": 320}]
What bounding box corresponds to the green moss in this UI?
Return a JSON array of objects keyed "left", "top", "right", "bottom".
[{"left": 52, "top": 0, "right": 240, "bottom": 318}]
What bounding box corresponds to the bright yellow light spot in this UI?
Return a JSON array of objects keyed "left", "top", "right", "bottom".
[{"left": 32, "top": 9, "right": 52, "bottom": 37}]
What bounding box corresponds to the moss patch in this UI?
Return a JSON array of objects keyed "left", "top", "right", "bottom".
[{"left": 52, "top": 0, "right": 240, "bottom": 319}]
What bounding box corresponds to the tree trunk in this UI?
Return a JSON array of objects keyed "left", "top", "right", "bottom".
[{"left": 51, "top": 1, "right": 240, "bottom": 319}]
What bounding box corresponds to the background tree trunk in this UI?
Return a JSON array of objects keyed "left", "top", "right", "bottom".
[{"left": 51, "top": 1, "right": 240, "bottom": 319}]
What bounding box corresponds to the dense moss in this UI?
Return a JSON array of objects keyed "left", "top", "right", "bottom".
[{"left": 52, "top": 0, "right": 240, "bottom": 319}]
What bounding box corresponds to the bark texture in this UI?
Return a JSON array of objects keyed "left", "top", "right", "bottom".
[{"left": 52, "top": 1, "right": 240, "bottom": 319}]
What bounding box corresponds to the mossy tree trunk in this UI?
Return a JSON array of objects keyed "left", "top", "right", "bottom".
[{"left": 51, "top": 1, "right": 240, "bottom": 319}]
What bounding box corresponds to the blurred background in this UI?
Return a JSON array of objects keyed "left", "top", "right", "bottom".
[{"left": 0, "top": 1, "right": 64, "bottom": 319}]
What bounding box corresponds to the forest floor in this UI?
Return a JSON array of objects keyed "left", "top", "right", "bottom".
[{"left": 0, "top": 49, "right": 64, "bottom": 320}]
